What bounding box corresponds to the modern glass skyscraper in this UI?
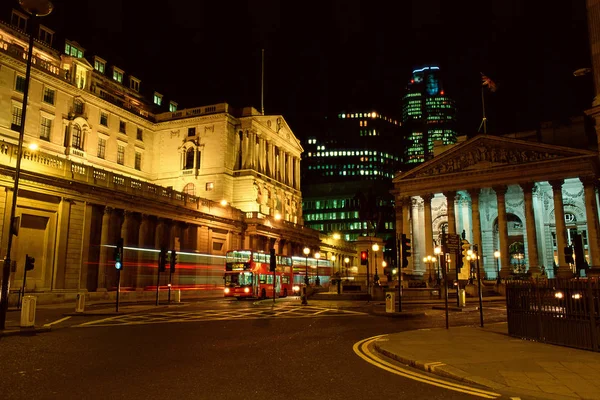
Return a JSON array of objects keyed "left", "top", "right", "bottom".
[
  {"left": 301, "top": 111, "right": 403, "bottom": 263},
  {"left": 402, "top": 66, "right": 458, "bottom": 164}
]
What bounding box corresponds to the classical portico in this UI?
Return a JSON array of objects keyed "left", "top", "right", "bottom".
[{"left": 392, "top": 135, "right": 600, "bottom": 281}]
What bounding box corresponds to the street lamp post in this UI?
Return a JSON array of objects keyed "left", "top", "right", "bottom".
[
  {"left": 434, "top": 246, "right": 442, "bottom": 286},
  {"left": 344, "top": 257, "right": 349, "bottom": 278},
  {"left": 423, "top": 255, "right": 435, "bottom": 284},
  {"left": 303, "top": 247, "right": 310, "bottom": 286},
  {"left": 315, "top": 252, "right": 320, "bottom": 286},
  {"left": 372, "top": 243, "right": 379, "bottom": 286},
  {"left": 0, "top": 0, "right": 54, "bottom": 330},
  {"left": 494, "top": 250, "right": 501, "bottom": 284}
]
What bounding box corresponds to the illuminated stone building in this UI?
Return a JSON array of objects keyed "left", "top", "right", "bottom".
[
  {"left": 402, "top": 66, "right": 458, "bottom": 165},
  {"left": 0, "top": 10, "right": 355, "bottom": 300}
]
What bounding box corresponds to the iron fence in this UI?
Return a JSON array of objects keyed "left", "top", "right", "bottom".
[{"left": 506, "top": 278, "right": 600, "bottom": 351}]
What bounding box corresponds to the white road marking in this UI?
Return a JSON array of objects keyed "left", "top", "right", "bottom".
[{"left": 43, "top": 316, "right": 71, "bottom": 327}]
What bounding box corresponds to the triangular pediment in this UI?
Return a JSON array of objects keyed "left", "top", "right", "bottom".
[{"left": 396, "top": 134, "right": 597, "bottom": 181}]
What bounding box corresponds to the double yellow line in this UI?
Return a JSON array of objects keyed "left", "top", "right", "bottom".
[{"left": 353, "top": 335, "right": 501, "bottom": 399}]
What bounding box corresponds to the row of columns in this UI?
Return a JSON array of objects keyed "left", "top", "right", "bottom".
[
  {"left": 398, "top": 179, "right": 600, "bottom": 279},
  {"left": 240, "top": 130, "right": 300, "bottom": 190}
]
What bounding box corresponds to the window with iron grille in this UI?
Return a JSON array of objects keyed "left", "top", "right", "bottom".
[
  {"left": 117, "top": 145, "right": 125, "bottom": 165},
  {"left": 12, "top": 105, "right": 22, "bottom": 128},
  {"left": 43, "top": 87, "right": 55, "bottom": 105},
  {"left": 40, "top": 116, "right": 52, "bottom": 140},
  {"left": 97, "top": 138, "right": 106, "bottom": 159}
]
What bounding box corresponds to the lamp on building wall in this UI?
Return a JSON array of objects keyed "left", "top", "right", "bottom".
[
  {"left": 1, "top": 0, "right": 54, "bottom": 330},
  {"left": 303, "top": 247, "right": 310, "bottom": 286}
]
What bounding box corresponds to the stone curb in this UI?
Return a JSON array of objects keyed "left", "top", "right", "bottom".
[{"left": 0, "top": 326, "right": 52, "bottom": 337}]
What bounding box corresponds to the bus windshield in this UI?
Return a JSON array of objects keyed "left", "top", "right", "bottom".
[{"left": 224, "top": 272, "right": 253, "bottom": 286}]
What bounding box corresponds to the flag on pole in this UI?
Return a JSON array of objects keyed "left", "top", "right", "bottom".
[{"left": 481, "top": 72, "right": 497, "bottom": 92}]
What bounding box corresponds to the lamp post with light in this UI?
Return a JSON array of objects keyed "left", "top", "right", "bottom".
[
  {"left": 315, "top": 252, "right": 321, "bottom": 286},
  {"left": 434, "top": 246, "right": 442, "bottom": 286},
  {"left": 303, "top": 247, "right": 310, "bottom": 286},
  {"left": 344, "top": 257, "right": 349, "bottom": 278},
  {"left": 424, "top": 255, "right": 435, "bottom": 284},
  {"left": 0, "top": 0, "right": 54, "bottom": 331},
  {"left": 372, "top": 243, "right": 380, "bottom": 286},
  {"left": 494, "top": 250, "right": 501, "bottom": 284}
]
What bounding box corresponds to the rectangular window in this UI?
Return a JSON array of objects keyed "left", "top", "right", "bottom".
[
  {"left": 97, "top": 138, "right": 106, "bottom": 159},
  {"left": 153, "top": 94, "right": 162, "bottom": 106},
  {"left": 136, "top": 128, "right": 143, "bottom": 141},
  {"left": 188, "top": 127, "right": 196, "bottom": 137},
  {"left": 113, "top": 70, "right": 123, "bottom": 83},
  {"left": 117, "top": 145, "right": 125, "bottom": 165},
  {"left": 40, "top": 116, "right": 52, "bottom": 140},
  {"left": 94, "top": 60, "right": 105, "bottom": 73},
  {"left": 100, "top": 112, "right": 108, "bottom": 127},
  {"left": 12, "top": 105, "right": 22, "bottom": 128},
  {"left": 206, "top": 182, "right": 214, "bottom": 191},
  {"left": 43, "top": 87, "right": 55, "bottom": 105},
  {"left": 15, "top": 76, "right": 26, "bottom": 93},
  {"left": 135, "top": 152, "right": 141, "bottom": 170},
  {"left": 119, "top": 120, "right": 126, "bottom": 134}
]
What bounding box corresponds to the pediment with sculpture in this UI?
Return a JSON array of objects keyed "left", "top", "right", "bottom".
[{"left": 402, "top": 135, "right": 596, "bottom": 179}]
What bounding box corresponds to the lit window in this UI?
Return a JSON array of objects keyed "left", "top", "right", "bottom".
[
  {"left": 206, "top": 182, "right": 214, "bottom": 191},
  {"left": 117, "top": 145, "right": 125, "bottom": 165},
  {"left": 169, "top": 101, "right": 178, "bottom": 112},
  {"left": 94, "top": 59, "right": 105, "bottom": 73},
  {"left": 113, "top": 68, "right": 123, "bottom": 83},
  {"left": 153, "top": 93, "right": 163, "bottom": 106},
  {"left": 11, "top": 105, "right": 22, "bottom": 128},
  {"left": 71, "top": 125, "right": 83, "bottom": 150},
  {"left": 97, "top": 138, "right": 106, "bottom": 159}
]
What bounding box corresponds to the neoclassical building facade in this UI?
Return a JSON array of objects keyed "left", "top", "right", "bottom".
[
  {"left": 0, "top": 10, "right": 355, "bottom": 300},
  {"left": 392, "top": 135, "right": 600, "bottom": 281}
]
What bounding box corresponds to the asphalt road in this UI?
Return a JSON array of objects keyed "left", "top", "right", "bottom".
[{"left": 0, "top": 299, "right": 509, "bottom": 400}]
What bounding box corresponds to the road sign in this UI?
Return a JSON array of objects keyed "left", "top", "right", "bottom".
[{"left": 446, "top": 234, "right": 460, "bottom": 251}]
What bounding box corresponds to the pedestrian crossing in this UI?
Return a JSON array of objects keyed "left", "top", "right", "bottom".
[{"left": 74, "top": 305, "right": 369, "bottom": 328}]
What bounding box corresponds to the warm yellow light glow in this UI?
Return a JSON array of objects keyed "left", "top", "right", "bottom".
[
  {"left": 344, "top": 257, "right": 349, "bottom": 263},
  {"left": 303, "top": 247, "right": 310, "bottom": 256},
  {"left": 274, "top": 213, "right": 281, "bottom": 220},
  {"left": 333, "top": 233, "right": 341, "bottom": 240},
  {"left": 220, "top": 199, "right": 227, "bottom": 206},
  {"left": 467, "top": 250, "right": 473, "bottom": 256},
  {"left": 28, "top": 143, "right": 38, "bottom": 151},
  {"left": 372, "top": 243, "right": 379, "bottom": 252},
  {"left": 314, "top": 252, "right": 320, "bottom": 260},
  {"left": 494, "top": 250, "right": 500, "bottom": 258},
  {"left": 382, "top": 261, "right": 387, "bottom": 267},
  {"left": 434, "top": 247, "right": 441, "bottom": 255}
]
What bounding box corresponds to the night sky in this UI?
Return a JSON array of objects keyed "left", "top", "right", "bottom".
[{"left": 7, "top": 0, "right": 594, "bottom": 140}]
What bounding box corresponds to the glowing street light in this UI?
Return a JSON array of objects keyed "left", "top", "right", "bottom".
[
  {"left": 315, "top": 252, "right": 321, "bottom": 286},
  {"left": 303, "top": 247, "right": 310, "bottom": 285},
  {"left": 494, "top": 250, "right": 501, "bottom": 284},
  {"left": 344, "top": 257, "right": 349, "bottom": 278}
]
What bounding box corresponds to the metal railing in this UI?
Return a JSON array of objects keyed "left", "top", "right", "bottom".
[{"left": 506, "top": 278, "right": 600, "bottom": 352}]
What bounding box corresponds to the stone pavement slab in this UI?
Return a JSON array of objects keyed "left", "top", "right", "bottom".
[{"left": 374, "top": 322, "right": 600, "bottom": 400}]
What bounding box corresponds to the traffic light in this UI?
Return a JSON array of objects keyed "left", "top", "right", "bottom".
[
  {"left": 400, "top": 234, "right": 411, "bottom": 268},
  {"left": 170, "top": 250, "right": 177, "bottom": 273},
  {"left": 564, "top": 246, "right": 574, "bottom": 265},
  {"left": 360, "top": 250, "right": 368, "bottom": 265},
  {"left": 114, "top": 237, "right": 124, "bottom": 270},
  {"left": 269, "top": 248, "right": 276, "bottom": 272},
  {"left": 159, "top": 246, "right": 167, "bottom": 272},
  {"left": 25, "top": 254, "right": 35, "bottom": 271}
]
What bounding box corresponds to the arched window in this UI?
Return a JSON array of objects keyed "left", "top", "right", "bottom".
[
  {"left": 183, "top": 183, "right": 195, "bottom": 196},
  {"left": 185, "top": 147, "right": 195, "bottom": 169},
  {"left": 72, "top": 125, "right": 83, "bottom": 150}
]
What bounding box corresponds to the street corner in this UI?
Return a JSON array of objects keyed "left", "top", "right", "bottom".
[{"left": 1, "top": 326, "right": 52, "bottom": 338}]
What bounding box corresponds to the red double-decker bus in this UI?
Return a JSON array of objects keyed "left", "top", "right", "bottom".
[{"left": 223, "top": 250, "right": 298, "bottom": 299}]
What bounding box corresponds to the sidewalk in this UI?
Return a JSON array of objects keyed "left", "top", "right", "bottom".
[{"left": 374, "top": 323, "right": 600, "bottom": 400}]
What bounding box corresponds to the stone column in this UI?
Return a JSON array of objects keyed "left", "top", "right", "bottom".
[
  {"left": 444, "top": 191, "right": 457, "bottom": 234},
  {"left": 522, "top": 183, "right": 541, "bottom": 276},
  {"left": 494, "top": 186, "right": 511, "bottom": 278},
  {"left": 136, "top": 214, "right": 151, "bottom": 289},
  {"left": 401, "top": 197, "right": 412, "bottom": 272},
  {"left": 97, "top": 206, "right": 112, "bottom": 290},
  {"left": 587, "top": 0, "right": 600, "bottom": 108},
  {"left": 583, "top": 178, "right": 600, "bottom": 266},
  {"left": 422, "top": 194, "right": 434, "bottom": 279},
  {"left": 470, "top": 190, "right": 482, "bottom": 253},
  {"left": 550, "top": 180, "right": 572, "bottom": 278}
]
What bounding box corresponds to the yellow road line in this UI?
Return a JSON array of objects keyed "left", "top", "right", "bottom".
[
  {"left": 353, "top": 336, "right": 501, "bottom": 399},
  {"left": 43, "top": 316, "right": 71, "bottom": 327}
]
